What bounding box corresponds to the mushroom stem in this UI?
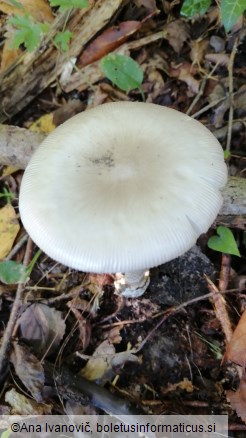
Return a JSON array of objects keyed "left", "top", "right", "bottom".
[{"left": 114, "top": 270, "right": 150, "bottom": 298}]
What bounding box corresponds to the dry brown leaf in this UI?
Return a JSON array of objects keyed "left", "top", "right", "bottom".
[
  {"left": 89, "top": 273, "right": 114, "bottom": 287},
  {"left": 18, "top": 303, "right": 66, "bottom": 357},
  {"left": 78, "top": 21, "right": 141, "bottom": 67},
  {"left": 227, "top": 375, "right": 246, "bottom": 423},
  {"left": 224, "top": 310, "right": 246, "bottom": 366},
  {"left": 0, "top": 0, "right": 54, "bottom": 22},
  {"left": 52, "top": 100, "right": 85, "bottom": 126},
  {"left": 169, "top": 62, "right": 199, "bottom": 95},
  {"left": 5, "top": 388, "right": 51, "bottom": 415},
  {"left": 190, "top": 39, "right": 209, "bottom": 67},
  {"left": 0, "top": 203, "right": 20, "bottom": 260},
  {"left": 165, "top": 20, "right": 189, "bottom": 53},
  {"left": 10, "top": 342, "right": 45, "bottom": 402}
]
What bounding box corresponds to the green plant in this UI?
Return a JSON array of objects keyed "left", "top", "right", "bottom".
[
  {"left": 208, "top": 226, "right": 241, "bottom": 256},
  {"left": 53, "top": 30, "right": 73, "bottom": 51},
  {"left": 49, "top": 0, "right": 88, "bottom": 10},
  {"left": 0, "top": 249, "right": 41, "bottom": 284},
  {"left": 181, "top": 0, "right": 246, "bottom": 32},
  {"left": 100, "top": 53, "right": 144, "bottom": 94},
  {"left": 8, "top": 13, "right": 50, "bottom": 52},
  {"left": 7, "top": 0, "right": 88, "bottom": 52},
  {"left": 194, "top": 331, "right": 223, "bottom": 360},
  {"left": 0, "top": 187, "right": 15, "bottom": 203},
  {"left": 0, "top": 428, "right": 12, "bottom": 438}
]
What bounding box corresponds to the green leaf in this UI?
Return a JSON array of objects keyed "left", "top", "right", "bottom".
[
  {"left": 221, "top": 0, "right": 246, "bottom": 32},
  {"left": 0, "top": 261, "right": 28, "bottom": 284},
  {"left": 49, "top": 0, "right": 89, "bottom": 10},
  {"left": 181, "top": 0, "right": 212, "bottom": 17},
  {"left": 8, "top": 14, "right": 49, "bottom": 52},
  {"left": 100, "top": 54, "right": 143, "bottom": 92},
  {"left": 54, "top": 30, "right": 73, "bottom": 51},
  {"left": 224, "top": 150, "right": 231, "bottom": 160},
  {"left": 1, "top": 429, "right": 12, "bottom": 438},
  {"left": 208, "top": 226, "right": 241, "bottom": 256}
]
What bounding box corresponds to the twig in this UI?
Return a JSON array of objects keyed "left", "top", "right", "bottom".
[
  {"left": 192, "top": 96, "right": 227, "bottom": 119},
  {"left": 186, "top": 78, "right": 207, "bottom": 115},
  {"left": 4, "top": 233, "right": 28, "bottom": 261},
  {"left": 206, "top": 276, "right": 233, "bottom": 343},
  {"left": 187, "top": 60, "right": 222, "bottom": 116},
  {"left": 226, "top": 38, "right": 238, "bottom": 151},
  {"left": 219, "top": 254, "right": 231, "bottom": 293},
  {"left": 0, "top": 237, "right": 33, "bottom": 381}
]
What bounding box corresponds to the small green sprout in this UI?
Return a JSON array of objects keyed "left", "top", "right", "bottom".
[{"left": 208, "top": 226, "right": 240, "bottom": 257}]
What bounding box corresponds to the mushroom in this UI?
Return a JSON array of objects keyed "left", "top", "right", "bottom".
[{"left": 19, "top": 102, "right": 227, "bottom": 297}]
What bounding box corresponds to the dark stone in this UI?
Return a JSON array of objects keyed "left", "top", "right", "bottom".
[{"left": 148, "top": 245, "right": 215, "bottom": 305}]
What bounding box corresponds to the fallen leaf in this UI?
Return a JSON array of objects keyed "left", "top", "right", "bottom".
[
  {"left": 18, "top": 303, "right": 66, "bottom": 357},
  {"left": 190, "top": 38, "right": 209, "bottom": 67},
  {"left": 78, "top": 21, "right": 141, "bottom": 67},
  {"left": 89, "top": 273, "right": 114, "bottom": 287},
  {"left": 224, "top": 310, "right": 246, "bottom": 366},
  {"left": 5, "top": 388, "right": 51, "bottom": 415},
  {"left": 2, "top": 166, "right": 19, "bottom": 177},
  {"left": 169, "top": 62, "right": 199, "bottom": 95},
  {"left": 10, "top": 342, "right": 45, "bottom": 402},
  {"left": 52, "top": 99, "right": 85, "bottom": 126},
  {"left": 80, "top": 339, "right": 138, "bottom": 382},
  {"left": 0, "top": 0, "right": 54, "bottom": 22},
  {"left": 80, "top": 339, "right": 115, "bottom": 381},
  {"left": 227, "top": 375, "right": 246, "bottom": 423},
  {"left": 165, "top": 20, "right": 190, "bottom": 53},
  {"left": 29, "top": 113, "right": 56, "bottom": 133},
  {"left": 0, "top": 204, "right": 20, "bottom": 260}
]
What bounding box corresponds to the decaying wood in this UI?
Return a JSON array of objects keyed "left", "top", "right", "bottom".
[
  {"left": 0, "top": 0, "right": 126, "bottom": 122},
  {"left": 0, "top": 124, "right": 45, "bottom": 168},
  {"left": 0, "top": 124, "right": 245, "bottom": 219}
]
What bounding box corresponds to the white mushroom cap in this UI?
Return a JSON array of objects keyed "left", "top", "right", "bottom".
[{"left": 19, "top": 102, "right": 227, "bottom": 273}]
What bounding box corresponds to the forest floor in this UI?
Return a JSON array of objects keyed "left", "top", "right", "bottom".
[{"left": 0, "top": 1, "right": 245, "bottom": 437}]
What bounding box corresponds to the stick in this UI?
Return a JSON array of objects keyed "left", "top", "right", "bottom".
[{"left": 0, "top": 238, "right": 33, "bottom": 383}]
